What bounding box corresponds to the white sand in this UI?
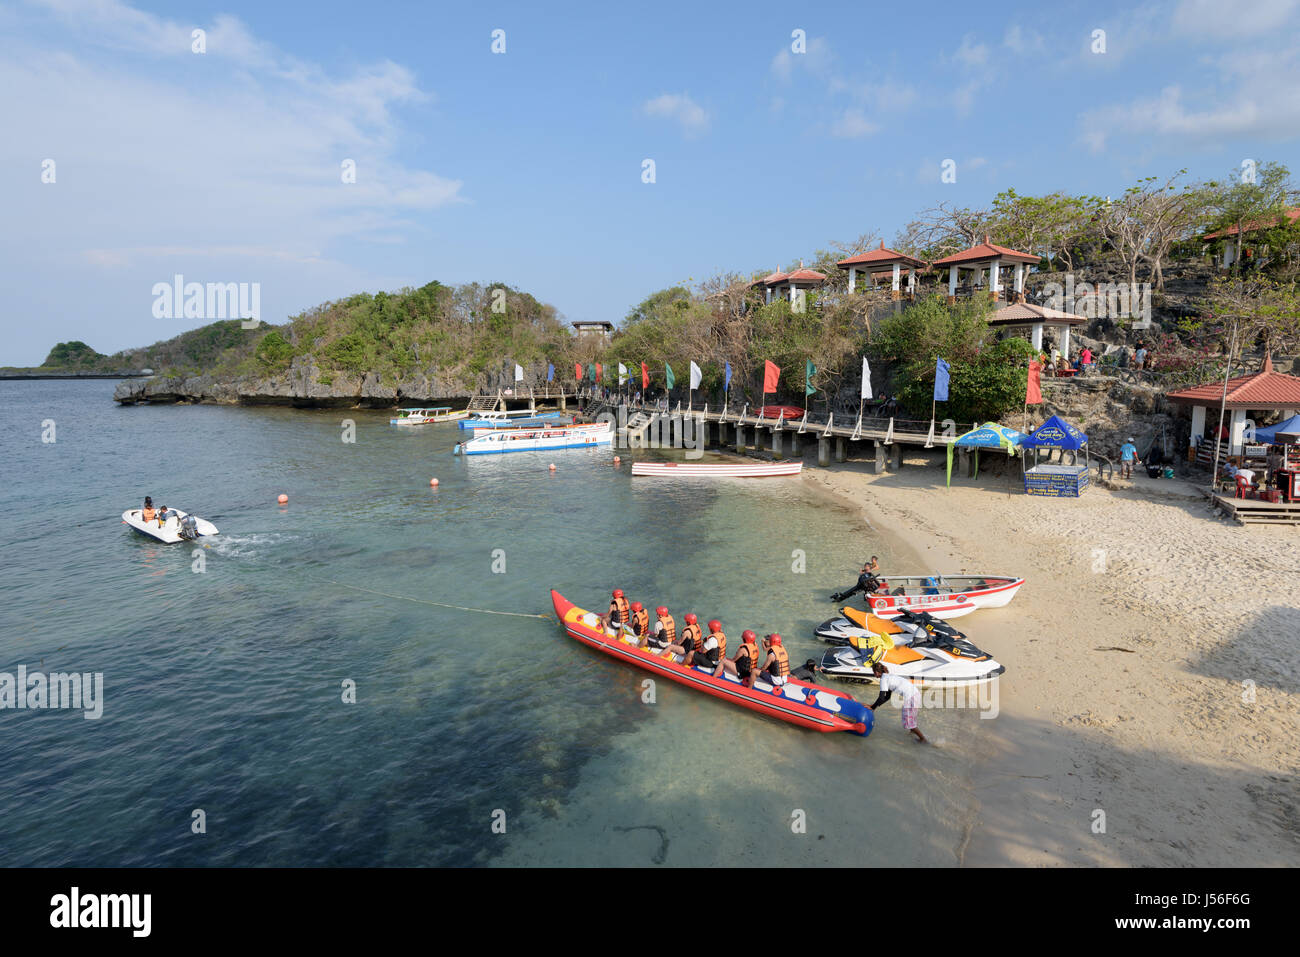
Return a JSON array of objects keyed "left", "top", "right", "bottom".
[{"left": 808, "top": 451, "right": 1300, "bottom": 866}]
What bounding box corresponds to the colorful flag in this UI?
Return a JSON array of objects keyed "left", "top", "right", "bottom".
[
  {"left": 934, "top": 358, "right": 951, "bottom": 402},
  {"left": 574, "top": 362, "right": 582, "bottom": 381},
  {"left": 641, "top": 362, "right": 649, "bottom": 390},
  {"left": 724, "top": 361, "right": 732, "bottom": 392},
  {"left": 1026, "top": 360, "right": 1042, "bottom": 405},
  {"left": 595, "top": 363, "right": 602, "bottom": 384},
  {"left": 514, "top": 363, "right": 523, "bottom": 382},
  {"left": 861, "top": 357, "right": 872, "bottom": 400},
  {"left": 763, "top": 360, "right": 781, "bottom": 394},
  {"left": 586, "top": 363, "right": 595, "bottom": 382},
  {"left": 618, "top": 362, "right": 627, "bottom": 386},
  {"left": 547, "top": 363, "right": 554, "bottom": 382},
  {"left": 665, "top": 363, "right": 675, "bottom": 389},
  {"left": 805, "top": 359, "right": 817, "bottom": 396},
  {"left": 689, "top": 361, "right": 702, "bottom": 390}
]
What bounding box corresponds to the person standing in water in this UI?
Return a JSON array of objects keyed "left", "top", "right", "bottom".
[{"left": 869, "top": 663, "right": 926, "bottom": 743}]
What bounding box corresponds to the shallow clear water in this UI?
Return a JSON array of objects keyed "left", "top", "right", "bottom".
[{"left": 1, "top": 380, "right": 982, "bottom": 866}]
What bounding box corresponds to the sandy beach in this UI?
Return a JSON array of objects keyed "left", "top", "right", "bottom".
[{"left": 808, "top": 450, "right": 1300, "bottom": 867}]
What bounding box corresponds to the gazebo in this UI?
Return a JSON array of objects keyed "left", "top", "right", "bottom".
[
  {"left": 751, "top": 264, "right": 827, "bottom": 305},
  {"left": 1166, "top": 355, "right": 1300, "bottom": 459},
  {"left": 987, "top": 301, "right": 1088, "bottom": 354},
  {"left": 836, "top": 242, "right": 927, "bottom": 299},
  {"left": 931, "top": 236, "right": 1040, "bottom": 305}
]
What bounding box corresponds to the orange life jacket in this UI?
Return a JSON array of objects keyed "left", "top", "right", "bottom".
[
  {"left": 657, "top": 614, "right": 676, "bottom": 644},
  {"left": 141, "top": 507, "right": 156, "bottom": 522},
  {"left": 609, "top": 596, "right": 630, "bottom": 623},
  {"left": 709, "top": 630, "right": 726, "bottom": 658},
  {"left": 681, "top": 622, "right": 702, "bottom": 648},
  {"left": 631, "top": 608, "right": 649, "bottom": 636},
  {"left": 767, "top": 645, "right": 790, "bottom": 676},
  {"left": 738, "top": 640, "right": 758, "bottom": 665}
]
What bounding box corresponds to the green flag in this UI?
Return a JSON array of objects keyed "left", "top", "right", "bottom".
[
  {"left": 665, "top": 363, "right": 675, "bottom": 389},
  {"left": 805, "top": 359, "right": 817, "bottom": 396},
  {"left": 586, "top": 363, "right": 595, "bottom": 382}
]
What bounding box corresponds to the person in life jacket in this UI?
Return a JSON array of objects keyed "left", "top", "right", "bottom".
[
  {"left": 683, "top": 619, "right": 725, "bottom": 668},
  {"left": 608, "top": 589, "right": 631, "bottom": 626},
  {"left": 140, "top": 496, "right": 156, "bottom": 524},
  {"left": 629, "top": 602, "right": 650, "bottom": 644},
  {"left": 661, "top": 613, "right": 701, "bottom": 660},
  {"left": 647, "top": 606, "right": 676, "bottom": 651},
  {"left": 714, "top": 629, "right": 759, "bottom": 685},
  {"left": 830, "top": 562, "right": 884, "bottom": 604},
  {"left": 757, "top": 634, "right": 791, "bottom": 685}
]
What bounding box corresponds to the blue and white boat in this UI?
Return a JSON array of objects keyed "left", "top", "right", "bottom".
[
  {"left": 458, "top": 409, "right": 567, "bottom": 430},
  {"left": 455, "top": 421, "right": 612, "bottom": 455}
]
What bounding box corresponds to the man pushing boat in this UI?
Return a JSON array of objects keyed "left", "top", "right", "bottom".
[{"left": 829, "top": 560, "right": 889, "bottom": 603}]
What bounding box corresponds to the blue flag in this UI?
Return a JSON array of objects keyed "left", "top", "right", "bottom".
[
  {"left": 724, "top": 361, "right": 732, "bottom": 391},
  {"left": 934, "top": 358, "right": 951, "bottom": 402},
  {"left": 547, "top": 363, "right": 554, "bottom": 382}
]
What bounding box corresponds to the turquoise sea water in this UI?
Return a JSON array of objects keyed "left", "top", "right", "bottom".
[{"left": 1, "top": 380, "right": 983, "bottom": 866}]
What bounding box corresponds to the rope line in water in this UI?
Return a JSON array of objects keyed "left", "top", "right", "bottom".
[{"left": 303, "top": 576, "right": 553, "bottom": 620}]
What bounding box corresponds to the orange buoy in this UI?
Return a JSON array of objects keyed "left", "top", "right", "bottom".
[
  {"left": 613, "top": 456, "right": 621, "bottom": 465},
  {"left": 277, "top": 494, "right": 288, "bottom": 504},
  {"left": 430, "top": 478, "right": 439, "bottom": 487},
  {"left": 548, "top": 463, "right": 556, "bottom": 471}
]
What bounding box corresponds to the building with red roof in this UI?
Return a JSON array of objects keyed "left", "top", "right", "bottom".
[
  {"left": 1202, "top": 207, "right": 1300, "bottom": 270},
  {"left": 751, "top": 262, "right": 826, "bottom": 305},
  {"left": 1166, "top": 355, "right": 1300, "bottom": 456},
  {"left": 931, "top": 235, "right": 1040, "bottom": 304},
  {"left": 836, "top": 242, "right": 926, "bottom": 300}
]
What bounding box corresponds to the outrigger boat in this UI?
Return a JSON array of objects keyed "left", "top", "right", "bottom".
[
  {"left": 455, "top": 420, "right": 612, "bottom": 455},
  {"left": 390, "top": 407, "right": 467, "bottom": 426},
  {"left": 839, "top": 573, "right": 1023, "bottom": 620},
  {"left": 817, "top": 608, "right": 1006, "bottom": 687},
  {"left": 630, "top": 461, "right": 803, "bottom": 478},
  {"left": 122, "top": 508, "right": 218, "bottom": 544},
  {"left": 458, "top": 409, "right": 566, "bottom": 430},
  {"left": 552, "top": 590, "right": 874, "bottom": 736}
]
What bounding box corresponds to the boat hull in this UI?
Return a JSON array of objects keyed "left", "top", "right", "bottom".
[
  {"left": 551, "top": 590, "right": 873, "bottom": 736},
  {"left": 861, "top": 576, "right": 1023, "bottom": 617},
  {"left": 458, "top": 412, "right": 564, "bottom": 430},
  {"left": 122, "top": 509, "right": 218, "bottom": 544},
  {"left": 630, "top": 461, "right": 803, "bottom": 478},
  {"left": 458, "top": 422, "right": 612, "bottom": 455}
]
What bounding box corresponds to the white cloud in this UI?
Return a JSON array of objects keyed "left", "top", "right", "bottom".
[
  {"left": 831, "top": 109, "right": 880, "bottom": 139},
  {"left": 1003, "top": 24, "right": 1046, "bottom": 55},
  {"left": 1172, "top": 0, "right": 1299, "bottom": 37},
  {"left": 643, "top": 92, "right": 709, "bottom": 133},
  {"left": 953, "top": 35, "right": 989, "bottom": 67}
]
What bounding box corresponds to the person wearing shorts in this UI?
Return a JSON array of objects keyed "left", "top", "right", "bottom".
[{"left": 869, "top": 663, "right": 926, "bottom": 743}]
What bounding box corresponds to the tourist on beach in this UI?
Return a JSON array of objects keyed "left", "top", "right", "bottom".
[
  {"left": 869, "top": 663, "right": 926, "bottom": 743},
  {"left": 685, "top": 619, "right": 725, "bottom": 668},
  {"left": 714, "top": 630, "right": 759, "bottom": 686},
  {"left": 756, "top": 634, "right": 791, "bottom": 686},
  {"left": 1119, "top": 437, "right": 1141, "bottom": 479},
  {"left": 1080, "top": 346, "right": 1093, "bottom": 374}
]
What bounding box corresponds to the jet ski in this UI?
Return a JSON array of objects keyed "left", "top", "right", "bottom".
[
  {"left": 817, "top": 611, "right": 1005, "bottom": 687},
  {"left": 122, "top": 508, "right": 218, "bottom": 544},
  {"left": 816, "top": 605, "right": 966, "bottom": 645}
]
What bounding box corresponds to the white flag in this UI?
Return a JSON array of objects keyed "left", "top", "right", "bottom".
[
  {"left": 861, "top": 357, "right": 873, "bottom": 400},
  {"left": 514, "top": 363, "right": 524, "bottom": 382},
  {"left": 618, "top": 362, "right": 627, "bottom": 386},
  {"left": 689, "top": 361, "right": 702, "bottom": 390}
]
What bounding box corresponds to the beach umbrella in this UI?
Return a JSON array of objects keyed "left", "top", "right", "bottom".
[{"left": 946, "top": 422, "right": 1025, "bottom": 486}]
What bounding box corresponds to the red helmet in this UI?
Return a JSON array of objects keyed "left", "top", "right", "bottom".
[
  {"left": 766, "top": 634, "right": 782, "bottom": 646},
  {"left": 656, "top": 606, "right": 669, "bottom": 617},
  {"left": 612, "top": 589, "right": 624, "bottom": 598},
  {"left": 684, "top": 613, "right": 697, "bottom": 625},
  {"left": 708, "top": 620, "right": 721, "bottom": 633},
  {"left": 742, "top": 630, "right": 756, "bottom": 641},
  {"left": 630, "top": 602, "right": 643, "bottom": 612}
]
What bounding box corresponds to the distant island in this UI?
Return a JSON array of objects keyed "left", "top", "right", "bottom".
[{"left": 0, "top": 340, "right": 153, "bottom": 379}]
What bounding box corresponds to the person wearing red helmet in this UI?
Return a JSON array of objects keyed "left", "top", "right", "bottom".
[
  {"left": 757, "top": 633, "right": 791, "bottom": 686},
  {"left": 647, "top": 606, "right": 677, "bottom": 653},
  {"left": 628, "top": 602, "right": 650, "bottom": 643},
  {"left": 684, "top": 618, "right": 726, "bottom": 668},
  {"left": 608, "top": 589, "right": 631, "bottom": 628},
  {"left": 714, "top": 629, "right": 759, "bottom": 686}
]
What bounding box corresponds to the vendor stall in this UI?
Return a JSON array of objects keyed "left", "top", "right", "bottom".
[
  {"left": 1023, "top": 415, "right": 1090, "bottom": 497},
  {"left": 946, "top": 422, "right": 1025, "bottom": 486}
]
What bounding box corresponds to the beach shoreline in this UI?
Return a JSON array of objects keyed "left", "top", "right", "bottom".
[{"left": 803, "top": 449, "right": 1299, "bottom": 867}]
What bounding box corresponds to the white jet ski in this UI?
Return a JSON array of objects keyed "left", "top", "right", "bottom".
[
  {"left": 122, "top": 508, "right": 218, "bottom": 544},
  {"left": 817, "top": 610, "right": 1005, "bottom": 687},
  {"left": 816, "top": 604, "right": 978, "bottom": 644}
]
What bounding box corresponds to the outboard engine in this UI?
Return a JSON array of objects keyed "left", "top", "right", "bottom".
[{"left": 180, "top": 515, "right": 199, "bottom": 540}]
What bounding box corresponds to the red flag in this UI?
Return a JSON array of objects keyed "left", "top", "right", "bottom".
[
  {"left": 1026, "top": 360, "right": 1042, "bottom": 405},
  {"left": 763, "top": 360, "right": 781, "bottom": 394},
  {"left": 641, "top": 362, "right": 649, "bottom": 390},
  {"left": 595, "top": 363, "right": 602, "bottom": 384},
  {"left": 574, "top": 362, "right": 582, "bottom": 381}
]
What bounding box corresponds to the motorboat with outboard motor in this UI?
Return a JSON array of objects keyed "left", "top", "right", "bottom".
[
  {"left": 828, "top": 571, "right": 1022, "bottom": 619},
  {"left": 122, "top": 508, "right": 218, "bottom": 544}
]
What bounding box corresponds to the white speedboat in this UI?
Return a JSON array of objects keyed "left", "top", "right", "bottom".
[
  {"left": 390, "top": 407, "right": 467, "bottom": 426},
  {"left": 122, "top": 508, "right": 218, "bottom": 544},
  {"left": 455, "top": 421, "right": 612, "bottom": 455}
]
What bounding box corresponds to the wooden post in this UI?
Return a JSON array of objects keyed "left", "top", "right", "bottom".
[
  {"left": 873, "top": 441, "right": 886, "bottom": 474},
  {"left": 818, "top": 436, "right": 831, "bottom": 467}
]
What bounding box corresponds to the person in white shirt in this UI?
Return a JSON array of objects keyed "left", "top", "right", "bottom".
[{"left": 869, "top": 663, "right": 926, "bottom": 743}]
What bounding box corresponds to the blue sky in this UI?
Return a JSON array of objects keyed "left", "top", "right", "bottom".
[{"left": 3, "top": 0, "right": 1299, "bottom": 363}]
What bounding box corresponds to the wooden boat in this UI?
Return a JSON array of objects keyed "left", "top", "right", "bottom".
[
  {"left": 551, "top": 590, "right": 873, "bottom": 736},
  {"left": 390, "top": 407, "right": 467, "bottom": 425},
  {"left": 455, "top": 421, "right": 612, "bottom": 455},
  {"left": 122, "top": 508, "right": 218, "bottom": 544},
  {"left": 458, "top": 410, "right": 565, "bottom": 430},
  {"left": 857, "top": 574, "right": 1023, "bottom": 618},
  {"left": 755, "top": 405, "right": 805, "bottom": 420},
  {"left": 630, "top": 461, "right": 803, "bottom": 478}
]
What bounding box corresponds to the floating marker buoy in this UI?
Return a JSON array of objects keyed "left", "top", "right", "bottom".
[
  {"left": 277, "top": 494, "right": 288, "bottom": 504},
  {"left": 613, "top": 456, "right": 620, "bottom": 465},
  {"left": 430, "top": 478, "right": 439, "bottom": 487},
  {"left": 548, "top": 463, "right": 556, "bottom": 471}
]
